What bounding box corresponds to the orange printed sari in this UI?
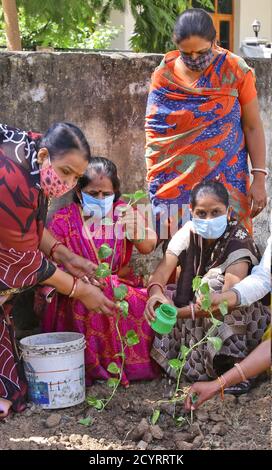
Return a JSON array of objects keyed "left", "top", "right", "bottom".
[{"left": 145, "top": 49, "right": 257, "bottom": 234}]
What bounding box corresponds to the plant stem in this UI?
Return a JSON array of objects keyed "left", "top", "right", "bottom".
[
  {"left": 88, "top": 198, "right": 139, "bottom": 412},
  {"left": 171, "top": 322, "right": 217, "bottom": 416},
  {"left": 109, "top": 221, "right": 119, "bottom": 291},
  {"left": 99, "top": 310, "right": 126, "bottom": 410}
]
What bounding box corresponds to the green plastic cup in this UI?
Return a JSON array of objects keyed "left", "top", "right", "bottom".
[{"left": 151, "top": 303, "right": 178, "bottom": 335}]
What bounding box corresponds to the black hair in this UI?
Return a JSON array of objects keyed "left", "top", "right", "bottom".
[
  {"left": 74, "top": 156, "right": 121, "bottom": 203},
  {"left": 173, "top": 8, "right": 216, "bottom": 43},
  {"left": 190, "top": 180, "right": 229, "bottom": 209},
  {"left": 36, "top": 122, "right": 91, "bottom": 162}
]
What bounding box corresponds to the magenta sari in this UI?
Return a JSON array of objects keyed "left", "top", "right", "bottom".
[{"left": 42, "top": 202, "right": 159, "bottom": 386}]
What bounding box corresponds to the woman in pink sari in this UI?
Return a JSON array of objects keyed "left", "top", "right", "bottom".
[{"left": 42, "top": 157, "right": 160, "bottom": 386}]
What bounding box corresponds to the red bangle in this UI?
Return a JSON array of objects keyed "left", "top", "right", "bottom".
[
  {"left": 49, "top": 241, "right": 63, "bottom": 260},
  {"left": 147, "top": 282, "right": 164, "bottom": 296}
]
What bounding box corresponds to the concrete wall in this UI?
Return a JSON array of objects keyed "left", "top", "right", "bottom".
[{"left": 0, "top": 51, "right": 271, "bottom": 253}]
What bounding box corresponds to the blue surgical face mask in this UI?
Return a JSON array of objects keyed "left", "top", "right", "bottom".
[
  {"left": 81, "top": 192, "right": 115, "bottom": 218},
  {"left": 192, "top": 214, "right": 228, "bottom": 240}
]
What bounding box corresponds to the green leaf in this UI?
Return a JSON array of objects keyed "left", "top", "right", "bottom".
[
  {"left": 107, "top": 378, "right": 119, "bottom": 388},
  {"left": 95, "top": 262, "right": 111, "bottom": 278},
  {"left": 98, "top": 243, "right": 113, "bottom": 260},
  {"left": 107, "top": 362, "right": 121, "bottom": 375},
  {"left": 168, "top": 358, "right": 183, "bottom": 370},
  {"left": 151, "top": 409, "right": 160, "bottom": 425},
  {"left": 211, "top": 317, "right": 223, "bottom": 328},
  {"left": 192, "top": 276, "right": 202, "bottom": 292},
  {"left": 201, "top": 295, "right": 212, "bottom": 312},
  {"left": 86, "top": 396, "right": 104, "bottom": 410},
  {"left": 180, "top": 345, "right": 190, "bottom": 359},
  {"left": 219, "top": 301, "right": 229, "bottom": 316},
  {"left": 125, "top": 330, "right": 139, "bottom": 347},
  {"left": 207, "top": 336, "right": 223, "bottom": 352},
  {"left": 78, "top": 417, "right": 93, "bottom": 427},
  {"left": 114, "top": 284, "right": 128, "bottom": 300},
  {"left": 175, "top": 416, "right": 186, "bottom": 427},
  {"left": 133, "top": 190, "right": 147, "bottom": 201},
  {"left": 117, "top": 300, "right": 129, "bottom": 318},
  {"left": 199, "top": 282, "right": 210, "bottom": 295}
]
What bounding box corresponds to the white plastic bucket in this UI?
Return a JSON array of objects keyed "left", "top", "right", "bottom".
[{"left": 20, "top": 332, "right": 86, "bottom": 409}]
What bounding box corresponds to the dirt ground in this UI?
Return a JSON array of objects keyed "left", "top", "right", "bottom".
[{"left": 1, "top": 376, "right": 271, "bottom": 451}]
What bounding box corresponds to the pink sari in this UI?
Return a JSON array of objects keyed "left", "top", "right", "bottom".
[{"left": 42, "top": 202, "right": 160, "bottom": 386}]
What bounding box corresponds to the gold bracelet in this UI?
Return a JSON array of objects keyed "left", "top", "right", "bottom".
[
  {"left": 217, "top": 375, "right": 226, "bottom": 401},
  {"left": 234, "top": 363, "right": 247, "bottom": 382}
]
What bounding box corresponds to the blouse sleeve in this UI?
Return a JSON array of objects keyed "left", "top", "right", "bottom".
[
  {"left": 0, "top": 156, "right": 56, "bottom": 293},
  {"left": 166, "top": 221, "right": 192, "bottom": 257},
  {"left": 238, "top": 70, "right": 257, "bottom": 107}
]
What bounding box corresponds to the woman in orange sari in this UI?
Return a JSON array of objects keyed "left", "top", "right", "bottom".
[{"left": 145, "top": 8, "right": 267, "bottom": 236}]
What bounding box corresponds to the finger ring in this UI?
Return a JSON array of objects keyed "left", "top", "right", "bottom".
[{"left": 258, "top": 206, "right": 263, "bottom": 209}]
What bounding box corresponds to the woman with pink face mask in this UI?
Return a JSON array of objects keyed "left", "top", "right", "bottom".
[{"left": 0, "top": 123, "right": 117, "bottom": 419}]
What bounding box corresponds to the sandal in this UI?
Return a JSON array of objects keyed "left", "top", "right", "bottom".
[{"left": 224, "top": 379, "right": 254, "bottom": 396}]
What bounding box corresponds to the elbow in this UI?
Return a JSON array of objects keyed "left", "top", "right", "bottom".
[{"left": 243, "top": 124, "right": 257, "bottom": 134}]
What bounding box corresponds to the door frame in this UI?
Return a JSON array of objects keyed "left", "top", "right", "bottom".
[{"left": 190, "top": 0, "right": 234, "bottom": 51}]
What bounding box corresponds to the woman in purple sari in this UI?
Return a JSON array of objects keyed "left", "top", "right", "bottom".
[{"left": 41, "top": 158, "right": 160, "bottom": 386}]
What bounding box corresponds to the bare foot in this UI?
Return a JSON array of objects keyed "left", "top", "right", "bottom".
[{"left": 0, "top": 398, "right": 12, "bottom": 418}]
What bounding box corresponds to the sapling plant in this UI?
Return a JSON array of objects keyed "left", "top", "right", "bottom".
[
  {"left": 157, "top": 275, "right": 228, "bottom": 425},
  {"left": 86, "top": 190, "right": 148, "bottom": 411}
]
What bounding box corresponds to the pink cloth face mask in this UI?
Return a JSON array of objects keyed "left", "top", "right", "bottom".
[{"left": 40, "top": 155, "right": 75, "bottom": 198}]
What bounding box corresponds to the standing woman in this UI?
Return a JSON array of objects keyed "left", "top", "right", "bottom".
[
  {"left": 0, "top": 123, "right": 116, "bottom": 418},
  {"left": 145, "top": 8, "right": 267, "bottom": 237}
]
